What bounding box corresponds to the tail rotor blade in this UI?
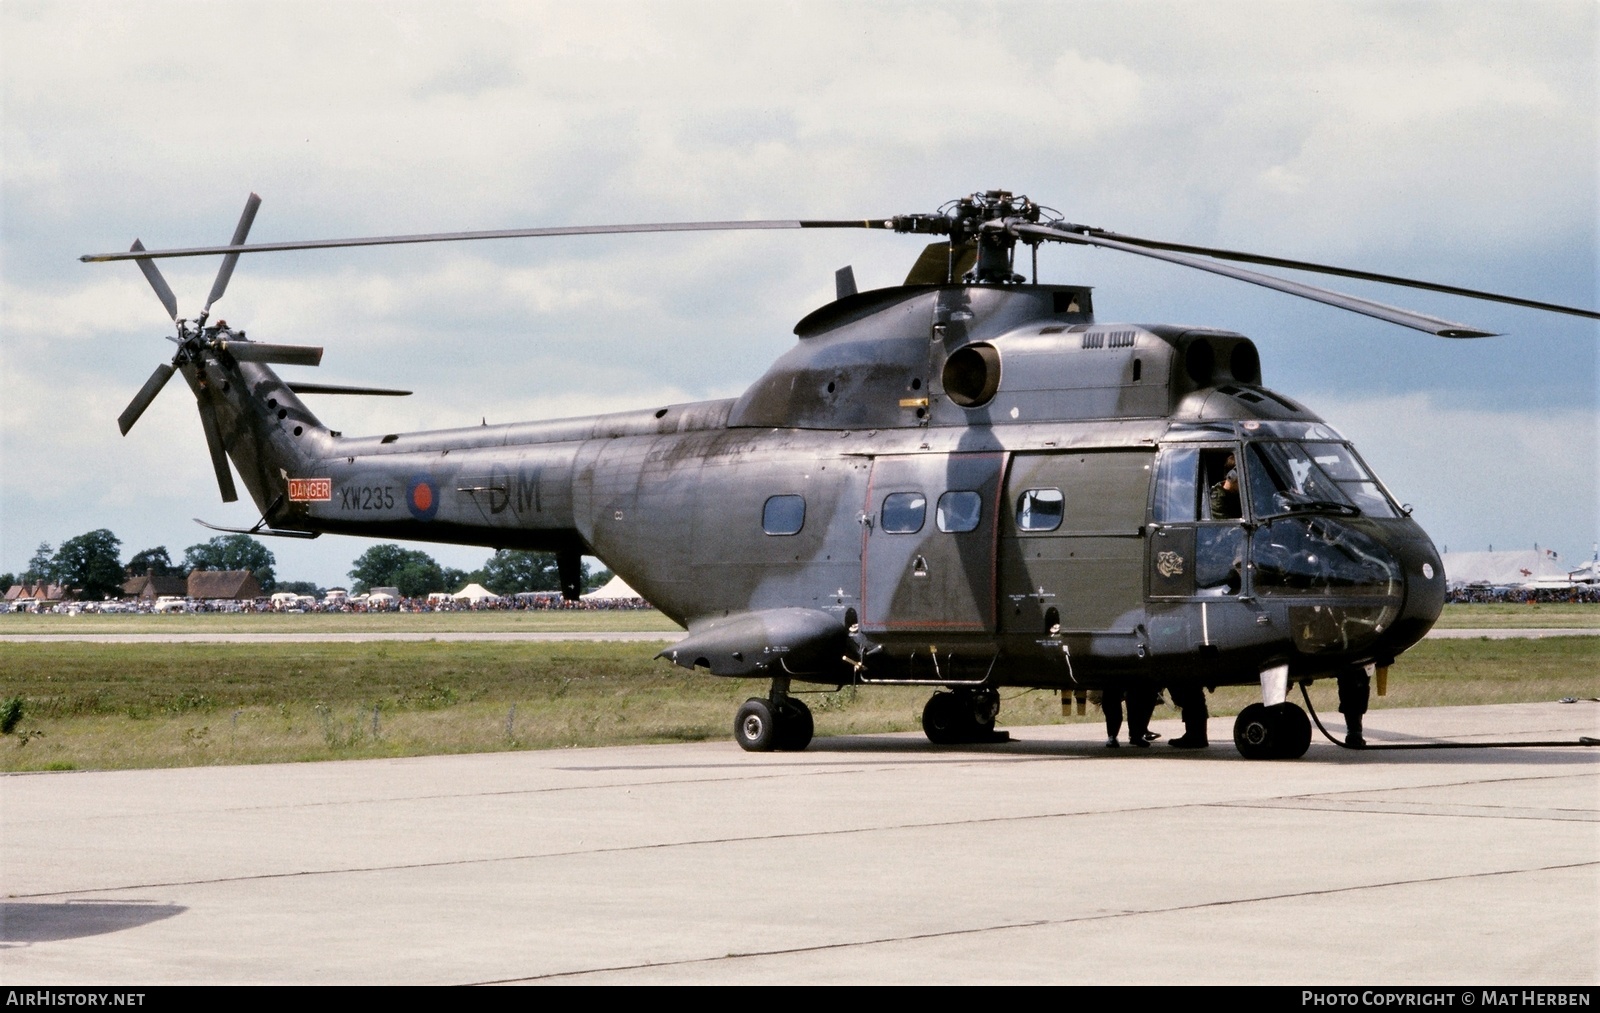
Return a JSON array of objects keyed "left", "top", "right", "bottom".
[
  {"left": 202, "top": 192, "right": 262, "bottom": 314},
  {"left": 117, "top": 362, "right": 176, "bottom": 435},
  {"left": 130, "top": 240, "right": 180, "bottom": 322},
  {"left": 217, "top": 341, "right": 323, "bottom": 366},
  {"left": 195, "top": 397, "right": 239, "bottom": 503}
]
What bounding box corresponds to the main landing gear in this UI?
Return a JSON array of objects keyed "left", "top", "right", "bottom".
[
  {"left": 1233, "top": 701, "right": 1313, "bottom": 759},
  {"left": 922, "top": 688, "right": 1010, "bottom": 745},
  {"left": 733, "top": 677, "right": 814, "bottom": 752}
]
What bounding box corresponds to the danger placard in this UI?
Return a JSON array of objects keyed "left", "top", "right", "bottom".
[{"left": 288, "top": 478, "right": 332, "bottom": 502}]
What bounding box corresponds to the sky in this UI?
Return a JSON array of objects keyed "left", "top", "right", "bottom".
[{"left": 2, "top": 0, "right": 1596, "bottom": 588}]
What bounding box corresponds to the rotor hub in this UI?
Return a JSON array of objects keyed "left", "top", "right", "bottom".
[{"left": 891, "top": 190, "right": 1051, "bottom": 283}]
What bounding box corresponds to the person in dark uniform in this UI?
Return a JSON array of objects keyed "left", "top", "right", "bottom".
[
  {"left": 1209, "top": 453, "right": 1241, "bottom": 519},
  {"left": 1168, "top": 681, "right": 1210, "bottom": 748},
  {"left": 1338, "top": 665, "right": 1370, "bottom": 747},
  {"left": 1102, "top": 679, "right": 1159, "bottom": 748}
]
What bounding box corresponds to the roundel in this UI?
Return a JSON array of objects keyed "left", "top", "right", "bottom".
[{"left": 406, "top": 475, "right": 439, "bottom": 521}]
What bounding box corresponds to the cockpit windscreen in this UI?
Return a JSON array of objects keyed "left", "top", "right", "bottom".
[{"left": 1244, "top": 442, "right": 1398, "bottom": 519}]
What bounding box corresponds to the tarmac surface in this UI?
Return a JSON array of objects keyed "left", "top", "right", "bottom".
[
  {"left": 2, "top": 627, "right": 1595, "bottom": 643},
  {"left": 2, "top": 702, "right": 1597, "bottom": 985}
]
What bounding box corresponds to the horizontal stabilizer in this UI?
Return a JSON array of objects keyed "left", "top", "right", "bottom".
[
  {"left": 193, "top": 517, "right": 320, "bottom": 539},
  {"left": 287, "top": 382, "right": 411, "bottom": 397},
  {"left": 217, "top": 341, "right": 324, "bottom": 366}
]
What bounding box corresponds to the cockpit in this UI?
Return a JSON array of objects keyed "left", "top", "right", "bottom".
[{"left": 1150, "top": 421, "right": 1413, "bottom": 654}]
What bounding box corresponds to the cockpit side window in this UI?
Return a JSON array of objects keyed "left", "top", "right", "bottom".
[
  {"left": 1152, "top": 447, "right": 1199, "bottom": 523},
  {"left": 1201, "top": 449, "right": 1241, "bottom": 520}
]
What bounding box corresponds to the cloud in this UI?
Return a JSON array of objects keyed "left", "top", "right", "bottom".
[
  {"left": 1313, "top": 391, "right": 1598, "bottom": 557},
  {"left": 2, "top": 0, "right": 1594, "bottom": 580}
]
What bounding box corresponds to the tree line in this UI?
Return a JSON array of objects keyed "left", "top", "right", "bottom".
[
  {"left": 345, "top": 544, "right": 610, "bottom": 598},
  {"left": 3, "top": 529, "right": 609, "bottom": 601}
]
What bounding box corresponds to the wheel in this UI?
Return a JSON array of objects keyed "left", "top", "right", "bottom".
[
  {"left": 734, "top": 698, "right": 778, "bottom": 752},
  {"left": 1233, "top": 702, "right": 1312, "bottom": 759},
  {"left": 967, "top": 688, "right": 999, "bottom": 733},
  {"left": 775, "top": 697, "right": 814, "bottom": 751},
  {"left": 1275, "top": 701, "right": 1312, "bottom": 759},
  {"left": 1233, "top": 703, "right": 1275, "bottom": 760},
  {"left": 922, "top": 692, "right": 965, "bottom": 744}
]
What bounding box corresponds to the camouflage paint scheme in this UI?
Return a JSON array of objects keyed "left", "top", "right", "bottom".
[{"left": 188, "top": 280, "right": 1443, "bottom": 697}]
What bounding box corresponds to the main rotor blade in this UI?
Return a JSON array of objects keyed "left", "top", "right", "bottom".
[
  {"left": 1013, "top": 222, "right": 1497, "bottom": 338},
  {"left": 1060, "top": 226, "right": 1600, "bottom": 322},
  {"left": 129, "top": 240, "right": 179, "bottom": 321},
  {"left": 117, "top": 362, "right": 175, "bottom": 435},
  {"left": 81, "top": 218, "right": 889, "bottom": 262},
  {"left": 195, "top": 397, "right": 239, "bottom": 503},
  {"left": 216, "top": 341, "right": 323, "bottom": 366},
  {"left": 202, "top": 192, "right": 262, "bottom": 314}
]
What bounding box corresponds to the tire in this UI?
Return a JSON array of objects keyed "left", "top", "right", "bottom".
[
  {"left": 1275, "top": 701, "right": 1312, "bottom": 759},
  {"left": 775, "top": 698, "right": 814, "bottom": 751},
  {"left": 1233, "top": 703, "right": 1275, "bottom": 760},
  {"left": 922, "top": 692, "right": 965, "bottom": 744},
  {"left": 734, "top": 698, "right": 778, "bottom": 752},
  {"left": 1234, "top": 702, "right": 1312, "bottom": 759}
]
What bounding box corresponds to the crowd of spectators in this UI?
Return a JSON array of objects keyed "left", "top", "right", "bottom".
[
  {"left": 1446, "top": 585, "right": 1600, "bottom": 604},
  {"left": 359, "top": 594, "right": 653, "bottom": 613}
]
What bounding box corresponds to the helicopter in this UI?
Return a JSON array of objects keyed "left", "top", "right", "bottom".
[{"left": 83, "top": 189, "right": 1599, "bottom": 759}]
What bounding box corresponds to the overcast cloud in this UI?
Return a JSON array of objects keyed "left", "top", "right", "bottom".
[{"left": 2, "top": 0, "right": 1595, "bottom": 586}]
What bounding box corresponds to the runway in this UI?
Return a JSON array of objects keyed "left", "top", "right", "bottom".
[
  {"left": 2, "top": 702, "right": 1596, "bottom": 985},
  {"left": 2, "top": 627, "right": 1594, "bottom": 643}
]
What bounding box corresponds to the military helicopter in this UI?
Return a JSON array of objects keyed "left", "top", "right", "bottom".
[{"left": 84, "top": 189, "right": 1598, "bottom": 759}]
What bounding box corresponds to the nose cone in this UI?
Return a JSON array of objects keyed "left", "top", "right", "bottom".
[{"left": 1378, "top": 523, "right": 1446, "bottom": 659}]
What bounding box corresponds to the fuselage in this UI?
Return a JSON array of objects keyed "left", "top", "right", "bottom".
[{"left": 194, "top": 281, "right": 1445, "bottom": 693}]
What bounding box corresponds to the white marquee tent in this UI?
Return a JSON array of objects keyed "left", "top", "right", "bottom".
[
  {"left": 583, "top": 575, "right": 641, "bottom": 600},
  {"left": 1439, "top": 549, "right": 1571, "bottom": 588}
]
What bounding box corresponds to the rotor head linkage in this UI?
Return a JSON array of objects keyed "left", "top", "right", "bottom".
[{"left": 890, "top": 190, "right": 1048, "bottom": 283}]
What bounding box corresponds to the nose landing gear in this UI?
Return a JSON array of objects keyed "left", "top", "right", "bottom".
[{"left": 1233, "top": 701, "right": 1313, "bottom": 759}]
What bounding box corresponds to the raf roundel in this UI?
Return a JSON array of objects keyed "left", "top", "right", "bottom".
[{"left": 406, "top": 475, "right": 439, "bottom": 521}]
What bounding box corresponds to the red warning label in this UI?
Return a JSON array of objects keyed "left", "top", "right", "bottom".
[{"left": 288, "top": 478, "right": 332, "bottom": 502}]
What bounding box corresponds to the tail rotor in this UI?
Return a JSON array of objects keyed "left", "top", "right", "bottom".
[{"left": 116, "top": 193, "right": 322, "bottom": 503}]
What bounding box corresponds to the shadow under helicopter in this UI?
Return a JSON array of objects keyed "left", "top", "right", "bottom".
[{"left": 0, "top": 900, "right": 186, "bottom": 947}]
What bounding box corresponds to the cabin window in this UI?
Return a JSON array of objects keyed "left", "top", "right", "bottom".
[
  {"left": 762, "top": 494, "right": 806, "bottom": 536},
  {"left": 1015, "top": 489, "right": 1063, "bottom": 532},
  {"left": 936, "top": 491, "right": 982, "bottom": 533},
  {"left": 881, "top": 492, "right": 927, "bottom": 534}
]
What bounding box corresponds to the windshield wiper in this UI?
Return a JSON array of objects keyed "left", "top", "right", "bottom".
[{"left": 1260, "top": 494, "right": 1361, "bottom": 519}]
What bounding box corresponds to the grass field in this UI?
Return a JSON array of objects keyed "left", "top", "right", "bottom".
[
  {"left": 1430, "top": 603, "right": 1600, "bottom": 629},
  {"left": 0, "top": 609, "right": 683, "bottom": 635},
  {"left": 0, "top": 635, "right": 1594, "bottom": 772}
]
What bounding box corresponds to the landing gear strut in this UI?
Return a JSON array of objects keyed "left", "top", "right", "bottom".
[
  {"left": 922, "top": 688, "right": 1009, "bottom": 745},
  {"left": 733, "top": 677, "right": 814, "bottom": 752},
  {"left": 1233, "top": 701, "right": 1313, "bottom": 759}
]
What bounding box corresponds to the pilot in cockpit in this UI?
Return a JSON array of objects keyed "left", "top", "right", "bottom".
[{"left": 1208, "top": 452, "right": 1241, "bottom": 519}]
